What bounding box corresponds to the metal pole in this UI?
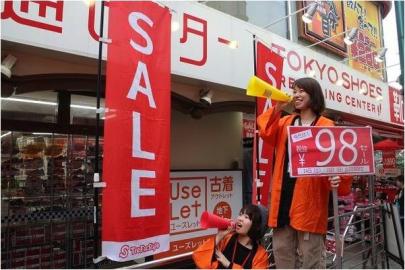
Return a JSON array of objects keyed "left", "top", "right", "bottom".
[
  {"left": 395, "top": 1, "right": 404, "bottom": 89},
  {"left": 253, "top": 34, "right": 261, "bottom": 204},
  {"left": 264, "top": 2, "right": 314, "bottom": 29},
  {"left": 94, "top": 0, "right": 105, "bottom": 266},
  {"left": 123, "top": 252, "right": 193, "bottom": 269},
  {"left": 305, "top": 29, "right": 349, "bottom": 49},
  {"left": 368, "top": 175, "right": 376, "bottom": 268},
  {"left": 287, "top": 0, "right": 293, "bottom": 41},
  {"left": 264, "top": 6, "right": 305, "bottom": 28},
  {"left": 332, "top": 187, "right": 342, "bottom": 269}
]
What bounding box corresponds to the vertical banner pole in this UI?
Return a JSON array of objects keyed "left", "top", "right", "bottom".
[
  {"left": 101, "top": 2, "right": 171, "bottom": 261},
  {"left": 332, "top": 187, "right": 342, "bottom": 269},
  {"left": 368, "top": 175, "right": 377, "bottom": 268},
  {"left": 252, "top": 35, "right": 261, "bottom": 204},
  {"left": 94, "top": 0, "right": 105, "bottom": 265}
]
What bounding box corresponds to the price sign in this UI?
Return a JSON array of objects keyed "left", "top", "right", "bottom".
[{"left": 287, "top": 126, "right": 375, "bottom": 177}]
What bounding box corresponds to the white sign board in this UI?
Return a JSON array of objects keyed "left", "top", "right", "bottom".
[
  {"left": 1, "top": 1, "right": 402, "bottom": 126},
  {"left": 155, "top": 170, "right": 243, "bottom": 258}
]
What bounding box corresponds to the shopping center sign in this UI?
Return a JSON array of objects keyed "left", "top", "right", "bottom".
[
  {"left": 1, "top": 1, "right": 402, "bottom": 126},
  {"left": 102, "top": 2, "right": 171, "bottom": 261},
  {"left": 287, "top": 126, "right": 375, "bottom": 177}
]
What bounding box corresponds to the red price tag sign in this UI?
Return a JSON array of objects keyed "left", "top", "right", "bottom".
[{"left": 287, "top": 126, "right": 375, "bottom": 177}]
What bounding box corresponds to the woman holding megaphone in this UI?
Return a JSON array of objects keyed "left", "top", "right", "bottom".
[
  {"left": 257, "top": 77, "right": 352, "bottom": 268},
  {"left": 192, "top": 204, "right": 269, "bottom": 269}
]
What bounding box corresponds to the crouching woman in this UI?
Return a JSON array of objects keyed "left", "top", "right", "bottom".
[{"left": 193, "top": 204, "right": 269, "bottom": 269}]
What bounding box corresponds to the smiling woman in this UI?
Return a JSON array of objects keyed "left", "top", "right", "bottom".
[{"left": 256, "top": 77, "right": 353, "bottom": 269}]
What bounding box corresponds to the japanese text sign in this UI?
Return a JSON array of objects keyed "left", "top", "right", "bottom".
[
  {"left": 299, "top": 1, "right": 346, "bottom": 56},
  {"left": 379, "top": 151, "right": 400, "bottom": 177},
  {"left": 287, "top": 126, "right": 375, "bottom": 177},
  {"left": 389, "top": 87, "right": 404, "bottom": 125},
  {"left": 155, "top": 171, "right": 242, "bottom": 259},
  {"left": 102, "top": 2, "right": 171, "bottom": 262},
  {"left": 344, "top": 1, "right": 383, "bottom": 79}
]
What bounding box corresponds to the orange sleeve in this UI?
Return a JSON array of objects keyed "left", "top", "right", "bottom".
[
  {"left": 256, "top": 107, "right": 282, "bottom": 146},
  {"left": 192, "top": 234, "right": 232, "bottom": 269},
  {"left": 251, "top": 246, "right": 270, "bottom": 269},
  {"left": 192, "top": 236, "right": 217, "bottom": 269}
]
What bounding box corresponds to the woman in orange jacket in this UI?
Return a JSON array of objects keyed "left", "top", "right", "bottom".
[
  {"left": 192, "top": 204, "right": 269, "bottom": 269},
  {"left": 257, "top": 77, "right": 352, "bottom": 268}
]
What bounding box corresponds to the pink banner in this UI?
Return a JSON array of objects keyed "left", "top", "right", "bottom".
[
  {"left": 102, "top": 2, "right": 171, "bottom": 261},
  {"left": 287, "top": 126, "right": 375, "bottom": 177},
  {"left": 252, "top": 42, "right": 284, "bottom": 206}
]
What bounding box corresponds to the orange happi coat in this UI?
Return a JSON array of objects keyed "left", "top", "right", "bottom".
[
  {"left": 192, "top": 233, "right": 269, "bottom": 269},
  {"left": 257, "top": 107, "right": 352, "bottom": 234}
]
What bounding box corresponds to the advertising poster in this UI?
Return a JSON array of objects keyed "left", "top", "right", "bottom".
[
  {"left": 344, "top": 1, "right": 384, "bottom": 79},
  {"left": 287, "top": 126, "right": 375, "bottom": 177},
  {"left": 299, "top": 0, "right": 346, "bottom": 56},
  {"left": 102, "top": 2, "right": 171, "bottom": 261},
  {"left": 155, "top": 170, "right": 243, "bottom": 258}
]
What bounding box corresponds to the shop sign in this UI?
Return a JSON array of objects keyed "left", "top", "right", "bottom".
[
  {"left": 102, "top": 2, "right": 171, "bottom": 261},
  {"left": 388, "top": 87, "right": 405, "bottom": 125},
  {"left": 344, "top": 1, "right": 384, "bottom": 80},
  {"left": 298, "top": 1, "right": 347, "bottom": 56},
  {"left": 380, "top": 151, "right": 400, "bottom": 177},
  {"left": 155, "top": 170, "right": 242, "bottom": 258},
  {"left": 242, "top": 113, "right": 255, "bottom": 139},
  {"left": 252, "top": 41, "right": 284, "bottom": 206},
  {"left": 1, "top": 1, "right": 400, "bottom": 126},
  {"left": 287, "top": 126, "right": 375, "bottom": 177}
]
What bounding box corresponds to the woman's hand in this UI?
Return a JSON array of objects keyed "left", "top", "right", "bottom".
[
  {"left": 274, "top": 100, "right": 290, "bottom": 112},
  {"left": 215, "top": 227, "right": 234, "bottom": 246},
  {"left": 215, "top": 248, "right": 231, "bottom": 268},
  {"left": 329, "top": 176, "right": 341, "bottom": 188}
]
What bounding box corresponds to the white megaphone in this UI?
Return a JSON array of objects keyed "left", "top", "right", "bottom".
[{"left": 246, "top": 76, "right": 292, "bottom": 102}]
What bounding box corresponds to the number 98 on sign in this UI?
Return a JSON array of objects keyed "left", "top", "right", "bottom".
[{"left": 287, "top": 126, "right": 375, "bottom": 177}]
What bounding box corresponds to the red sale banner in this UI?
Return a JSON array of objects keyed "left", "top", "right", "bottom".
[
  {"left": 379, "top": 150, "right": 400, "bottom": 176},
  {"left": 242, "top": 113, "right": 255, "bottom": 138},
  {"left": 388, "top": 86, "right": 404, "bottom": 125},
  {"left": 252, "top": 41, "right": 284, "bottom": 205},
  {"left": 102, "top": 2, "right": 171, "bottom": 261},
  {"left": 382, "top": 151, "right": 397, "bottom": 169},
  {"left": 287, "top": 126, "right": 375, "bottom": 177}
]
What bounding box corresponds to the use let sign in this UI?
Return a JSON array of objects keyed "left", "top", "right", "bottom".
[{"left": 287, "top": 126, "right": 375, "bottom": 177}]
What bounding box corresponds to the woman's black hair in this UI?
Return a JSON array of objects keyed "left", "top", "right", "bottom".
[
  {"left": 239, "top": 204, "right": 262, "bottom": 242},
  {"left": 293, "top": 77, "right": 326, "bottom": 115}
]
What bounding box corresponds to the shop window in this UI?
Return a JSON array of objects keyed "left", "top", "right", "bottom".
[
  {"left": 1, "top": 91, "right": 57, "bottom": 123},
  {"left": 70, "top": 94, "right": 105, "bottom": 126}
]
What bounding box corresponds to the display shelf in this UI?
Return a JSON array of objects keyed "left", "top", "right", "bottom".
[{"left": 2, "top": 133, "right": 101, "bottom": 268}]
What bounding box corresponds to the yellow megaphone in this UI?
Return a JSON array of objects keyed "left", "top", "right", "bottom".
[{"left": 246, "top": 76, "right": 292, "bottom": 102}]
